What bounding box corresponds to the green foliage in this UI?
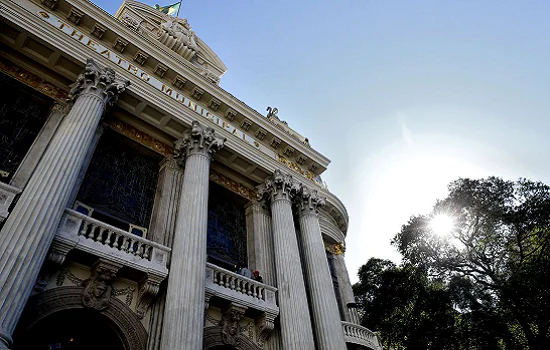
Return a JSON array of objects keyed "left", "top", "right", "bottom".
[{"left": 354, "top": 177, "right": 550, "bottom": 349}]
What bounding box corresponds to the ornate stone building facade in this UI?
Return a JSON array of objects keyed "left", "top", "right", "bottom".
[{"left": 0, "top": 1, "right": 383, "bottom": 349}]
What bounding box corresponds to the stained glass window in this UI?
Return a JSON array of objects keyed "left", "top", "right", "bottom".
[
  {"left": 76, "top": 129, "right": 161, "bottom": 230},
  {"left": 207, "top": 182, "right": 248, "bottom": 269},
  {"left": 0, "top": 73, "right": 52, "bottom": 183}
]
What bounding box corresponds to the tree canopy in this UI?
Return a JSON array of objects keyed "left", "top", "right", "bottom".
[{"left": 354, "top": 177, "right": 550, "bottom": 349}]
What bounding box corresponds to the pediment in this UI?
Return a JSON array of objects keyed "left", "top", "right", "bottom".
[{"left": 115, "top": 0, "right": 227, "bottom": 83}]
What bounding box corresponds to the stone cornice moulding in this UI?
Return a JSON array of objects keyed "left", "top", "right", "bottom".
[
  {"left": 2, "top": 0, "right": 348, "bottom": 232},
  {"left": 57, "top": 0, "right": 330, "bottom": 169}
]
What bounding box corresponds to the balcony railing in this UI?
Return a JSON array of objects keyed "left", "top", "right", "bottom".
[
  {"left": 342, "top": 321, "right": 383, "bottom": 350},
  {"left": 206, "top": 262, "right": 278, "bottom": 314},
  {"left": 55, "top": 209, "right": 170, "bottom": 276},
  {"left": 0, "top": 182, "right": 21, "bottom": 223}
]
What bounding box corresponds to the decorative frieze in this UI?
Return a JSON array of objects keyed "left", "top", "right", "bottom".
[
  {"left": 104, "top": 120, "right": 173, "bottom": 157},
  {"left": 209, "top": 169, "right": 256, "bottom": 200},
  {"left": 67, "top": 8, "right": 83, "bottom": 25},
  {"left": 134, "top": 51, "right": 149, "bottom": 66},
  {"left": 277, "top": 154, "right": 316, "bottom": 181},
  {"left": 91, "top": 23, "right": 106, "bottom": 39},
  {"left": 0, "top": 56, "right": 67, "bottom": 101}
]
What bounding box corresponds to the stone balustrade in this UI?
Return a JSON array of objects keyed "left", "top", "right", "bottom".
[
  {"left": 55, "top": 209, "right": 170, "bottom": 276},
  {"left": 205, "top": 262, "right": 278, "bottom": 315},
  {"left": 0, "top": 182, "right": 21, "bottom": 223},
  {"left": 342, "top": 321, "right": 384, "bottom": 350}
]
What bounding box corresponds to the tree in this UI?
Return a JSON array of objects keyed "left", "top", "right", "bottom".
[
  {"left": 354, "top": 177, "right": 550, "bottom": 349},
  {"left": 392, "top": 177, "right": 550, "bottom": 349}
]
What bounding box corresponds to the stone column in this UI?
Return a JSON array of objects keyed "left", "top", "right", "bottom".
[
  {"left": 257, "top": 170, "right": 315, "bottom": 350},
  {"left": 296, "top": 186, "right": 347, "bottom": 350},
  {"left": 333, "top": 252, "right": 361, "bottom": 324},
  {"left": 160, "top": 121, "right": 225, "bottom": 350},
  {"left": 0, "top": 58, "right": 129, "bottom": 350},
  {"left": 245, "top": 200, "right": 277, "bottom": 286},
  {"left": 147, "top": 157, "right": 184, "bottom": 350}
]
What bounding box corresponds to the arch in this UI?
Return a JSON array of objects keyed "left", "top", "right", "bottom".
[
  {"left": 203, "top": 326, "right": 261, "bottom": 350},
  {"left": 15, "top": 286, "right": 147, "bottom": 350}
]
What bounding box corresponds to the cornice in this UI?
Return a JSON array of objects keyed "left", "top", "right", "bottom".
[
  {"left": 1, "top": 0, "right": 348, "bottom": 233},
  {"left": 60, "top": 0, "right": 330, "bottom": 169}
]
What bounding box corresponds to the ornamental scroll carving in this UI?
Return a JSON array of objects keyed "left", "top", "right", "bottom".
[
  {"left": 174, "top": 121, "right": 226, "bottom": 163},
  {"left": 257, "top": 169, "right": 301, "bottom": 202},
  {"left": 67, "top": 58, "right": 130, "bottom": 107},
  {"left": 221, "top": 303, "right": 248, "bottom": 346},
  {"left": 158, "top": 18, "right": 198, "bottom": 61},
  {"left": 296, "top": 186, "right": 326, "bottom": 215}
]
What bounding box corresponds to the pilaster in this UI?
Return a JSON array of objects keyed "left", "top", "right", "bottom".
[{"left": 0, "top": 58, "right": 129, "bottom": 350}]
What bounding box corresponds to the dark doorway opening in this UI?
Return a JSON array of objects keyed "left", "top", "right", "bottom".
[{"left": 15, "top": 308, "right": 125, "bottom": 350}]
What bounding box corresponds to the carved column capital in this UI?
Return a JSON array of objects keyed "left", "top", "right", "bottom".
[
  {"left": 67, "top": 58, "right": 130, "bottom": 107},
  {"left": 257, "top": 169, "right": 301, "bottom": 202},
  {"left": 160, "top": 156, "right": 182, "bottom": 171},
  {"left": 174, "top": 121, "right": 226, "bottom": 164},
  {"left": 296, "top": 186, "right": 326, "bottom": 216}
]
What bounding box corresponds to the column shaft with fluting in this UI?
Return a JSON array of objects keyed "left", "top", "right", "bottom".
[
  {"left": 258, "top": 170, "right": 315, "bottom": 350},
  {"left": 147, "top": 157, "right": 184, "bottom": 350},
  {"left": 296, "top": 187, "right": 347, "bottom": 349},
  {"left": 245, "top": 200, "right": 277, "bottom": 286},
  {"left": 0, "top": 58, "right": 129, "bottom": 350},
  {"left": 160, "top": 121, "right": 225, "bottom": 350}
]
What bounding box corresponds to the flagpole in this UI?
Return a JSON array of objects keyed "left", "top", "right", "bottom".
[{"left": 175, "top": 0, "right": 182, "bottom": 17}]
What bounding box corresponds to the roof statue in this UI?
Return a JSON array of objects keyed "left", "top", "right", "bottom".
[{"left": 158, "top": 17, "right": 198, "bottom": 61}]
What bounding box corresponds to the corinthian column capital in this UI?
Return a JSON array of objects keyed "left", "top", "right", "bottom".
[
  {"left": 174, "top": 121, "right": 226, "bottom": 163},
  {"left": 257, "top": 169, "right": 301, "bottom": 202},
  {"left": 296, "top": 186, "right": 326, "bottom": 216},
  {"left": 67, "top": 58, "right": 130, "bottom": 107}
]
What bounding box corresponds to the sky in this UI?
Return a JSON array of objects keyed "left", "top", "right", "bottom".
[{"left": 94, "top": 0, "right": 550, "bottom": 283}]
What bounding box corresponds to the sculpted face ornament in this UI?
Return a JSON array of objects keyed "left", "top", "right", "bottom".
[
  {"left": 221, "top": 305, "right": 247, "bottom": 346},
  {"left": 81, "top": 267, "right": 116, "bottom": 311}
]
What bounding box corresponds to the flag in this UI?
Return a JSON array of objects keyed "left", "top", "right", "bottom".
[{"left": 154, "top": 2, "right": 181, "bottom": 16}]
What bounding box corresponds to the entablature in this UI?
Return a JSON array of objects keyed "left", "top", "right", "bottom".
[
  {"left": 0, "top": 0, "right": 348, "bottom": 232},
  {"left": 30, "top": 0, "right": 330, "bottom": 175}
]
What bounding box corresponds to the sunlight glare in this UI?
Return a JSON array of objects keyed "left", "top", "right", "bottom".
[{"left": 430, "top": 214, "right": 455, "bottom": 236}]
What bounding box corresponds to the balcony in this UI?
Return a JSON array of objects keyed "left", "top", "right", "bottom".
[
  {"left": 205, "top": 262, "right": 279, "bottom": 316},
  {"left": 54, "top": 209, "right": 170, "bottom": 278},
  {"left": 342, "top": 321, "right": 383, "bottom": 350}
]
